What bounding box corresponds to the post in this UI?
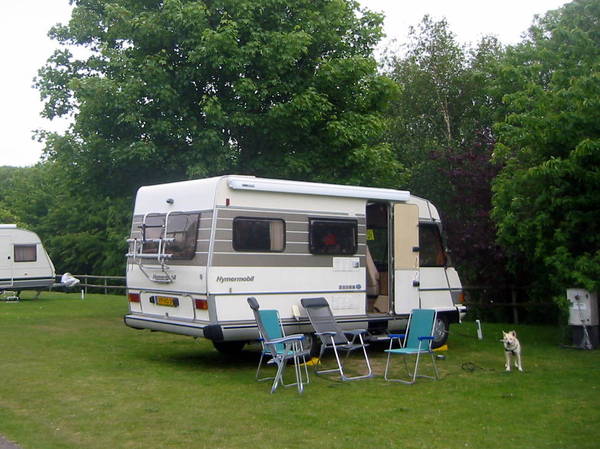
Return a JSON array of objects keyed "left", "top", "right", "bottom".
[{"left": 104, "top": 277, "right": 107, "bottom": 295}]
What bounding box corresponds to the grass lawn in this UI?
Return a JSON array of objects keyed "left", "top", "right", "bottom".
[{"left": 1, "top": 292, "right": 599, "bottom": 449}]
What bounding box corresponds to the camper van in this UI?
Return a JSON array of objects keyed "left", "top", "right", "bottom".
[
  {"left": 0, "top": 225, "right": 56, "bottom": 294},
  {"left": 125, "top": 176, "right": 465, "bottom": 353}
]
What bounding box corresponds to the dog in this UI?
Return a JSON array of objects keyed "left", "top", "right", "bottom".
[{"left": 501, "top": 330, "right": 523, "bottom": 372}]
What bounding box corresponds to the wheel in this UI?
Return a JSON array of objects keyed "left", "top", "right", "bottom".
[
  {"left": 431, "top": 314, "right": 449, "bottom": 348},
  {"left": 212, "top": 340, "right": 246, "bottom": 354},
  {"left": 303, "top": 333, "right": 321, "bottom": 358}
]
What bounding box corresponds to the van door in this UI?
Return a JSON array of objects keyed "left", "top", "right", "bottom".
[
  {"left": 419, "top": 223, "right": 453, "bottom": 309},
  {"left": 0, "top": 237, "right": 13, "bottom": 288},
  {"left": 392, "top": 203, "right": 420, "bottom": 314}
]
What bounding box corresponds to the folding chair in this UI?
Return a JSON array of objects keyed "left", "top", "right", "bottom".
[
  {"left": 247, "top": 297, "right": 310, "bottom": 393},
  {"left": 384, "top": 308, "right": 440, "bottom": 384},
  {"left": 300, "top": 297, "right": 372, "bottom": 381}
]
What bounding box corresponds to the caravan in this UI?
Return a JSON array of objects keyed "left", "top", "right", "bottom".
[
  {"left": 0, "top": 225, "right": 56, "bottom": 294},
  {"left": 124, "top": 176, "right": 465, "bottom": 352}
]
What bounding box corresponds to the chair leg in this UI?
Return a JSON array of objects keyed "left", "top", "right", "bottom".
[
  {"left": 292, "top": 343, "right": 305, "bottom": 394},
  {"left": 340, "top": 334, "right": 372, "bottom": 381},
  {"left": 256, "top": 351, "right": 266, "bottom": 380},
  {"left": 385, "top": 353, "right": 430, "bottom": 384},
  {"left": 412, "top": 351, "right": 422, "bottom": 383},
  {"left": 278, "top": 343, "right": 310, "bottom": 393},
  {"left": 313, "top": 337, "right": 341, "bottom": 376},
  {"left": 409, "top": 352, "right": 439, "bottom": 382},
  {"left": 336, "top": 336, "right": 372, "bottom": 381},
  {"left": 384, "top": 349, "right": 393, "bottom": 381},
  {"left": 430, "top": 352, "right": 439, "bottom": 380},
  {"left": 384, "top": 355, "right": 416, "bottom": 383},
  {"left": 270, "top": 359, "right": 286, "bottom": 394},
  {"left": 256, "top": 351, "right": 277, "bottom": 383}
]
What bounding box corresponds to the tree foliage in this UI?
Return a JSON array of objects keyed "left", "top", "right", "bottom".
[
  {"left": 2, "top": 163, "right": 128, "bottom": 275},
  {"left": 492, "top": 0, "right": 600, "bottom": 294},
  {"left": 36, "top": 0, "right": 401, "bottom": 195},
  {"left": 384, "top": 16, "right": 506, "bottom": 284}
]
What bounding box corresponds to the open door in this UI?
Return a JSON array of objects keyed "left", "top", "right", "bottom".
[{"left": 393, "top": 203, "right": 420, "bottom": 314}]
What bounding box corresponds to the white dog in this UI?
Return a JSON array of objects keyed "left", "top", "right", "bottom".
[{"left": 501, "top": 330, "right": 523, "bottom": 372}]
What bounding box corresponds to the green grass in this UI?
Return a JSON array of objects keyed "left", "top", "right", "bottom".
[{"left": 1, "top": 292, "right": 599, "bottom": 449}]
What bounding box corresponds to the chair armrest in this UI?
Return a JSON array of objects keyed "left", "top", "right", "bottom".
[
  {"left": 315, "top": 331, "right": 337, "bottom": 337},
  {"left": 267, "top": 334, "right": 305, "bottom": 345},
  {"left": 388, "top": 333, "right": 406, "bottom": 339},
  {"left": 418, "top": 336, "right": 434, "bottom": 341}
]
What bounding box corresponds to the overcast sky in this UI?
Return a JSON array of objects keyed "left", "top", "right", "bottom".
[{"left": 0, "top": 0, "right": 568, "bottom": 167}]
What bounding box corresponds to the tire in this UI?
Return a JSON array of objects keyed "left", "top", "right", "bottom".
[
  {"left": 212, "top": 340, "right": 246, "bottom": 354},
  {"left": 432, "top": 314, "right": 449, "bottom": 348},
  {"left": 303, "top": 333, "right": 321, "bottom": 358}
]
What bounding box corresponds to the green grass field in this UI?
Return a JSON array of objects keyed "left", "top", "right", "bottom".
[{"left": 1, "top": 292, "right": 599, "bottom": 449}]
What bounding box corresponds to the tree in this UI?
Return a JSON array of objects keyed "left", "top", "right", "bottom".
[
  {"left": 36, "top": 0, "right": 401, "bottom": 196},
  {"left": 5, "top": 162, "right": 129, "bottom": 275},
  {"left": 492, "top": 0, "right": 600, "bottom": 296},
  {"left": 384, "top": 16, "right": 506, "bottom": 284}
]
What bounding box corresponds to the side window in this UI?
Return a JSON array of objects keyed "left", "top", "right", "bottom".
[
  {"left": 14, "top": 244, "right": 37, "bottom": 262},
  {"left": 419, "top": 224, "right": 447, "bottom": 267},
  {"left": 309, "top": 219, "right": 357, "bottom": 255},
  {"left": 165, "top": 212, "right": 200, "bottom": 260},
  {"left": 142, "top": 214, "right": 166, "bottom": 254},
  {"left": 233, "top": 217, "right": 285, "bottom": 252}
]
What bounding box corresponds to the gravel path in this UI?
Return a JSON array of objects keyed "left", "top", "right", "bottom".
[{"left": 0, "top": 435, "right": 21, "bottom": 449}]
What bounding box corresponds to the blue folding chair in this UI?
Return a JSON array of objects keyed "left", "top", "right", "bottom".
[
  {"left": 384, "top": 309, "right": 440, "bottom": 384},
  {"left": 247, "top": 297, "right": 310, "bottom": 393}
]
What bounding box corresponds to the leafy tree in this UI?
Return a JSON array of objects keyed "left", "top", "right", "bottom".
[
  {"left": 0, "top": 166, "right": 30, "bottom": 225},
  {"left": 430, "top": 130, "right": 506, "bottom": 285},
  {"left": 7, "top": 162, "right": 129, "bottom": 275},
  {"left": 36, "top": 0, "right": 401, "bottom": 196},
  {"left": 492, "top": 0, "right": 600, "bottom": 296},
  {"left": 384, "top": 16, "right": 506, "bottom": 284}
]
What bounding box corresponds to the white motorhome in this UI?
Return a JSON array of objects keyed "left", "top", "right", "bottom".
[
  {"left": 0, "top": 225, "right": 56, "bottom": 294},
  {"left": 125, "top": 176, "right": 465, "bottom": 353}
]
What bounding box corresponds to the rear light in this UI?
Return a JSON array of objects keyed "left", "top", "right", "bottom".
[
  {"left": 451, "top": 290, "right": 465, "bottom": 304},
  {"left": 128, "top": 292, "right": 141, "bottom": 303},
  {"left": 195, "top": 299, "right": 208, "bottom": 310}
]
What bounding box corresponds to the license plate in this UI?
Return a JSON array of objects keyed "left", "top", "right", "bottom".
[{"left": 153, "top": 296, "right": 179, "bottom": 307}]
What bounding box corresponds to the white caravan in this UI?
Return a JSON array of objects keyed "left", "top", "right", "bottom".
[
  {"left": 0, "top": 225, "right": 56, "bottom": 293},
  {"left": 124, "top": 176, "right": 465, "bottom": 352}
]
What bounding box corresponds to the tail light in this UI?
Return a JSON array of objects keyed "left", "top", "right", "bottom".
[
  {"left": 451, "top": 290, "right": 465, "bottom": 304},
  {"left": 195, "top": 299, "right": 208, "bottom": 310},
  {"left": 128, "top": 292, "right": 141, "bottom": 303}
]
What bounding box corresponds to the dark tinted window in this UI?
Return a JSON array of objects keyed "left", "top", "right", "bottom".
[
  {"left": 142, "top": 214, "right": 165, "bottom": 254},
  {"left": 233, "top": 217, "right": 285, "bottom": 252},
  {"left": 309, "top": 219, "right": 357, "bottom": 255},
  {"left": 14, "top": 244, "right": 37, "bottom": 262},
  {"left": 419, "top": 224, "right": 447, "bottom": 267},
  {"left": 166, "top": 212, "right": 200, "bottom": 260}
]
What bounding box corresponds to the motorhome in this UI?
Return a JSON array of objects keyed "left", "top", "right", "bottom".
[
  {"left": 0, "top": 225, "right": 56, "bottom": 294},
  {"left": 124, "top": 176, "right": 465, "bottom": 353}
]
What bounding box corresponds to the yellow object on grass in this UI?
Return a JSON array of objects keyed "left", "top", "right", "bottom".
[
  {"left": 433, "top": 344, "right": 448, "bottom": 352},
  {"left": 300, "top": 357, "right": 320, "bottom": 366}
]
